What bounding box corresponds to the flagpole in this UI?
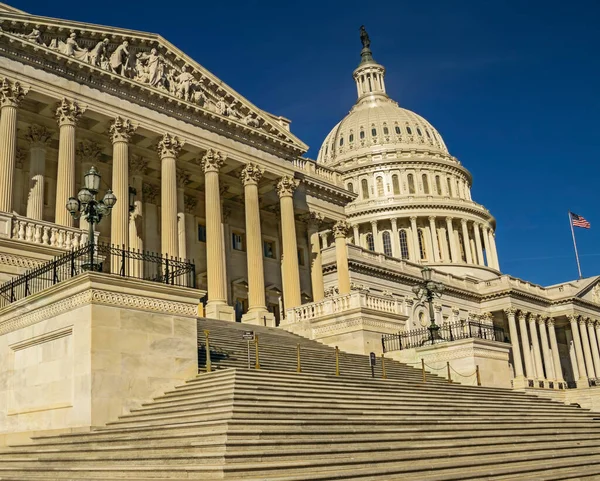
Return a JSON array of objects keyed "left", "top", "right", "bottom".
[{"left": 569, "top": 212, "right": 583, "bottom": 279}]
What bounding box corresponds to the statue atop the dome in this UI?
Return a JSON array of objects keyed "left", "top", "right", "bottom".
[{"left": 359, "top": 26, "right": 370, "bottom": 49}]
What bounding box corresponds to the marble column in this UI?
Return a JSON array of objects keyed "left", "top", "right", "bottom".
[
  {"left": 587, "top": 319, "right": 600, "bottom": 379},
  {"left": 410, "top": 216, "right": 419, "bottom": 260},
  {"left": 595, "top": 321, "right": 600, "bottom": 359},
  {"left": 352, "top": 224, "right": 360, "bottom": 246},
  {"left": 306, "top": 212, "right": 324, "bottom": 302},
  {"left": 490, "top": 230, "right": 500, "bottom": 271},
  {"left": 528, "top": 314, "right": 545, "bottom": 380},
  {"left": 157, "top": 133, "right": 183, "bottom": 258},
  {"left": 333, "top": 221, "right": 351, "bottom": 295},
  {"left": 176, "top": 168, "right": 190, "bottom": 260},
  {"left": 277, "top": 175, "right": 302, "bottom": 310},
  {"left": 320, "top": 231, "right": 329, "bottom": 249},
  {"left": 547, "top": 318, "right": 564, "bottom": 383},
  {"left": 518, "top": 311, "right": 534, "bottom": 379},
  {"left": 473, "top": 222, "right": 484, "bottom": 266},
  {"left": 109, "top": 117, "right": 136, "bottom": 257},
  {"left": 370, "top": 220, "right": 380, "bottom": 252},
  {"left": 482, "top": 225, "right": 493, "bottom": 268},
  {"left": 538, "top": 317, "right": 555, "bottom": 382},
  {"left": 25, "top": 125, "right": 52, "bottom": 220},
  {"left": 240, "top": 163, "right": 274, "bottom": 325},
  {"left": 0, "top": 79, "right": 28, "bottom": 213},
  {"left": 55, "top": 99, "right": 85, "bottom": 227},
  {"left": 128, "top": 155, "right": 147, "bottom": 278},
  {"left": 460, "top": 219, "right": 472, "bottom": 264},
  {"left": 390, "top": 218, "right": 400, "bottom": 258},
  {"left": 580, "top": 318, "right": 597, "bottom": 379},
  {"left": 429, "top": 216, "right": 440, "bottom": 262},
  {"left": 446, "top": 217, "right": 458, "bottom": 263},
  {"left": 202, "top": 149, "right": 234, "bottom": 321},
  {"left": 505, "top": 308, "right": 525, "bottom": 382},
  {"left": 569, "top": 315, "right": 589, "bottom": 386}
]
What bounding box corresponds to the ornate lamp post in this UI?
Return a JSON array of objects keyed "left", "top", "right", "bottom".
[
  {"left": 65, "top": 166, "right": 117, "bottom": 271},
  {"left": 412, "top": 267, "right": 445, "bottom": 343}
]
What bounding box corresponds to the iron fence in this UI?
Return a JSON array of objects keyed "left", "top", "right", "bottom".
[
  {"left": 0, "top": 242, "right": 196, "bottom": 308},
  {"left": 382, "top": 320, "right": 507, "bottom": 353}
]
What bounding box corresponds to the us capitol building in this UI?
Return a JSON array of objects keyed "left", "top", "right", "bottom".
[{"left": 1, "top": 1, "right": 600, "bottom": 445}]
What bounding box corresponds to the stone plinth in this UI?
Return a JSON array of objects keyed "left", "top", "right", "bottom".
[
  {"left": 0, "top": 272, "right": 202, "bottom": 446},
  {"left": 390, "top": 337, "right": 512, "bottom": 388}
]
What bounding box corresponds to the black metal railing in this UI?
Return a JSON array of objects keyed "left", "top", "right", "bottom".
[
  {"left": 0, "top": 242, "right": 196, "bottom": 308},
  {"left": 382, "top": 320, "right": 507, "bottom": 353}
]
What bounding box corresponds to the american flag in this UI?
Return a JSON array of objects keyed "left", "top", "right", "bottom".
[{"left": 570, "top": 212, "right": 591, "bottom": 229}]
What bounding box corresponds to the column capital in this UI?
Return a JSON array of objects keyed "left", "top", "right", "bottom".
[
  {"left": 302, "top": 211, "right": 324, "bottom": 230},
  {"left": 410, "top": 215, "right": 418, "bottom": 222},
  {"left": 586, "top": 317, "right": 594, "bottom": 326},
  {"left": 276, "top": 174, "right": 300, "bottom": 198},
  {"left": 518, "top": 311, "right": 528, "bottom": 321},
  {"left": 537, "top": 315, "right": 547, "bottom": 326},
  {"left": 528, "top": 313, "right": 538, "bottom": 323},
  {"left": 184, "top": 193, "right": 197, "bottom": 214},
  {"left": 176, "top": 168, "right": 191, "bottom": 188},
  {"left": 460, "top": 218, "right": 468, "bottom": 226},
  {"left": 547, "top": 317, "right": 555, "bottom": 327},
  {"left": 25, "top": 124, "right": 52, "bottom": 148},
  {"left": 390, "top": 218, "right": 397, "bottom": 228},
  {"left": 109, "top": 116, "right": 137, "bottom": 144},
  {"left": 370, "top": 219, "right": 378, "bottom": 227},
  {"left": 157, "top": 133, "right": 184, "bottom": 159},
  {"left": 129, "top": 154, "right": 149, "bottom": 176},
  {"left": 142, "top": 183, "right": 159, "bottom": 204},
  {"left": 0, "top": 78, "right": 28, "bottom": 108},
  {"left": 201, "top": 148, "right": 226, "bottom": 173},
  {"left": 240, "top": 163, "right": 263, "bottom": 186},
  {"left": 428, "top": 216, "right": 436, "bottom": 223},
  {"left": 332, "top": 220, "right": 351, "bottom": 238},
  {"left": 76, "top": 139, "right": 103, "bottom": 164},
  {"left": 504, "top": 307, "right": 516, "bottom": 317},
  {"left": 446, "top": 216, "right": 454, "bottom": 223},
  {"left": 579, "top": 317, "right": 587, "bottom": 326},
  {"left": 55, "top": 98, "right": 85, "bottom": 126}
]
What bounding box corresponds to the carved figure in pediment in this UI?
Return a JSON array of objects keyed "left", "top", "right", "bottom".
[
  {"left": 109, "top": 41, "right": 130, "bottom": 76},
  {"left": 50, "top": 33, "right": 89, "bottom": 62},
  {"left": 227, "top": 100, "right": 242, "bottom": 119},
  {"left": 215, "top": 97, "right": 228, "bottom": 116},
  {"left": 192, "top": 88, "right": 207, "bottom": 107},
  {"left": 136, "top": 48, "right": 165, "bottom": 87},
  {"left": 175, "top": 66, "right": 195, "bottom": 102},
  {"left": 21, "top": 28, "right": 44, "bottom": 45},
  {"left": 89, "top": 38, "right": 109, "bottom": 67},
  {"left": 593, "top": 284, "right": 600, "bottom": 304},
  {"left": 243, "top": 114, "right": 260, "bottom": 128}
]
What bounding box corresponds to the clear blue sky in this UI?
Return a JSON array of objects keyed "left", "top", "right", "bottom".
[{"left": 11, "top": 0, "right": 600, "bottom": 286}]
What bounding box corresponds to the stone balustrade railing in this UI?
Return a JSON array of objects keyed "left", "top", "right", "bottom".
[
  {"left": 292, "top": 157, "right": 343, "bottom": 187},
  {"left": 284, "top": 290, "right": 403, "bottom": 324}
]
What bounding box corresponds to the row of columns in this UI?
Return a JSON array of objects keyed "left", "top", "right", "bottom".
[{"left": 567, "top": 315, "right": 600, "bottom": 387}]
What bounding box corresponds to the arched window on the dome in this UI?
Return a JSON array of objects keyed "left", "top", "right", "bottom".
[
  {"left": 456, "top": 179, "right": 461, "bottom": 198},
  {"left": 366, "top": 233, "right": 375, "bottom": 251},
  {"left": 360, "top": 130, "right": 365, "bottom": 140},
  {"left": 382, "top": 232, "right": 392, "bottom": 257},
  {"left": 371, "top": 128, "right": 377, "bottom": 137},
  {"left": 339, "top": 137, "right": 344, "bottom": 146},
  {"left": 407, "top": 174, "right": 415, "bottom": 194},
  {"left": 422, "top": 174, "right": 430, "bottom": 195},
  {"left": 406, "top": 126, "right": 413, "bottom": 135},
  {"left": 349, "top": 133, "right": 354, "bottom": 143},
  {"left": 347, "top": 182, "right": 354, "bottom": 193},
  {"left": 425, "top": 129, "right": 431, "bottom": 138},
  {"left": 392, "top": 175, "right": 400, "bottom": 195},
  {"left": 383, "top": 126, "right": 389, "bottom": 135},
  {"left": 446, "top": 177, "right": 453, "bottom": 197},
  {"left": 395, "top": 125, "right": 401, "bottom": 135},
  {"left": 458, "top": 232, "right": 467, "bottom": 262},
  {"left": 435, "top": 175, "right": 442, "bottom": 195},
  {"left": 418, "top": 229, "right": 427, "bottom": 260},
  {"left": 325, "top": 145, "right": 328, "bottom": 155},
  {"left": 361, "top": 179, "right": 369, "bottom": 199},
  {"left": 417, "top": 128, "right": 423, "bottom": 136},
  {"left": 399, "top": 230, "right": 409, "bottom": 259},
  {"left": 376, "top": 176, "right": 384, "bottom": 196}
]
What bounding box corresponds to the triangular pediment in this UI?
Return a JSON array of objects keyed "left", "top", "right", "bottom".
[
  {"left": 575, "top": 276, "right": 600, "bottom": 305},
  {"left": 0, "top": 7, "right": 308, "bottom": 156}
]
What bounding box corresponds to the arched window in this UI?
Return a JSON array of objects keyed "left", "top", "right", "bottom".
[
  {"left": 339, "top": 137, "right": 344, "bottom": 146},
  {"left": 360, "top": 130, "right": 365, "bottom": 139},
  {"left": 361, "top": 179, "right": 369, "bottom": 199},
  {"left": 406, "top": 126, "right": 413, "bottom": 135},
  {"left": 417, "top": 127, "right": 423, "bottom": 136},
  {"left": 349, "top": 133, "right": 354, "bottom": 143},
  {"left": 399, "top": 230, "right": 409, "bottom": 259},
  {"left": 366, "top": 233, "right": 375, "bottom": 251},
  {"left": 435, "top": 175, "right": 442, "bottom": 195},
  {"left": 458, "top": 232, "right": 467, "bottom": 262},
  {"left": 371, "top": 128, "right": 377, "bottom": 137},
  {"left": 383, "top": 126, "right": 389, "bottom": 135},
  {"left": 446, "top": 177, "right": 452, "bottom": 197},
  {"left": 395, "top": 126, "right": 401, "bottom": 135},
  {"left": 376, "top": 176, "right": 384, "bottom": 196},
  {"left": 418, "top": 229, "right": 427, "bottom": 260},
  {"left": 425, "top": 129, "right": 431, "bottom": 138},
  {"left": 422, "top": 174, "right": 430, "bottom": 195},
  {"left": 407, "top": 174, "right": 415, "bottom": 194},
  {"left": 382, "top": 232, "right": 392, "bottom": 257},
  {"left": 347, "top": 182, "right": 354, "bottom": 193},
  {"left": 392, "top": 174, "right": 400, "bottom": 195}
]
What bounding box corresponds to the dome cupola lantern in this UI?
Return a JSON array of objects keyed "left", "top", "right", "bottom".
[{"left": 354, "top": 26, "right": 387, "bottom": 99}]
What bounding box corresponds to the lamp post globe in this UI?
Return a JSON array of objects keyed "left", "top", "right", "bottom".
[{"left": 413, "top": 266, "right": 445, "bottom": 344}]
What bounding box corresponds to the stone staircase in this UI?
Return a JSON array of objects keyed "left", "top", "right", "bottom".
[{"left": 0, "top": 318, "right": 600, "bottom": 480}]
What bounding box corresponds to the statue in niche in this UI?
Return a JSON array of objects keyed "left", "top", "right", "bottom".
[
  {"left": 50, "top": 33, "right": 89, "bottom": 62},
  {"left": 109, "top": 41, "right": 130, "bottom": 75},
  {"left": 136, "top": 48, "right": 164, "bottom": 87},
  {"left": 89, "top": 38, "right": 109, "bottom": 67},
  {"left": 175, "top": 65, "right": 195, "bottom": 102},
  {"left": 359, "top": 25, "right": 370, "bottom": 49}
]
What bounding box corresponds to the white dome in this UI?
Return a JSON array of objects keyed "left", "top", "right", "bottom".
[{"left": 317, "top": 97, "right": 448, "bottom": 165}]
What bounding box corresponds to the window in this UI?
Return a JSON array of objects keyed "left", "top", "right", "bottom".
[
  {"left": 339, "top": 137, "right": 344, "bottom": 146},
  {"left": 408, "top": 174, "right": 415, "bottom": 194},
  {"left": 361, "top": 179, "right": 369, "bottom": 199},
  {"left": 456, "top": 180, "right": 461, "bottom": 198},
  {"left": 392, "top": 174, "right": 400, "bottom": 195},
  {"left": 360, "top": 130, "right": 365, "bottom": 139},
  {"left": 417, "top": 127, "right": 423, "bottom": 136},
  {"left": 197, "top": 223, "right": 207, "bottom": 243},
  {"left": 376, "top": 176, "right": 384, "bottom": 196},
  {"left": 347, "top": 182, "right": 354, "bottom": 193},
  {"left": 422, "top": 174, "right": 429, "bottom": 194},
  {"left": 425, "top": 129, "right": 431, "bottom": 138},
  {"left": 232, "top": 232, "right": 245, "bottom": 251},
  {"left": 366, "top": 233, "right": 375, "bottom": 251},
  {"left": 297, "top": 248, "right": 305, "bottom": 266},
  {"left": 383, "top": 126, "right": 389, "bottom": 135},
  {"left": 418, "top": 229, "right": 427, "bottom": 260},
  {"left": 263, "top": 240, "right": 276, "bottom": 259},
  {"left": 382, "top": 231, "right": 392, "bottom": 257},
  {"left": 446, "top": 177, "right": 452, "bottom": 197},
  {"left": 406, "top": 126, "right": 413, "bottom": 135},
  {"left": 395, "top": 126, "right": 401, "bottom": 135},
  {"left": 435, "top": 175, "right": 442, "bottom": 195},
  {"left": 458, "top": 232, "right": 467, "bottom": 262},
  {"left": 399, "top": 230, "right": 409, "bottom": 259},
  {"left": 371, "top": 128, "right": 377, "bottom": 137},
  {"left": 349, "top": 133, "right": 354, "bottom": 142}
]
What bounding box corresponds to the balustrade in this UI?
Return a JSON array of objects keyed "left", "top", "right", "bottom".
[{"left": 9, "top": 214, "right": 89, "bottom": 249}]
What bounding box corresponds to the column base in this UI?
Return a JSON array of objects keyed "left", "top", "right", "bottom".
[
  {"left": 512, "top": 376, "right": 528, "bottom": 389},
  {"left": 576, "top": 377, "right": 590, "bottom": 389},
  {"left": 242, "top": 310, "right": 276, "bottom": 327},
  {"left": 204, "top": 301, "right": 235, "bottom": 322}
]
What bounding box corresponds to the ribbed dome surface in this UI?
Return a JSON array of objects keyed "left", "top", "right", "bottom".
[{"left": 317, "top": 97, "right": 448, "bottom": 165}]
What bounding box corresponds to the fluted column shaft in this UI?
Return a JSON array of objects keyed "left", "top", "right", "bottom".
[
  {"left": 505, "top": 309, "right": 524, "bottom": 379},
  {"left": 333, "top": 221, "right": 351, "bottom": 295},
  {"left": 460, "top": 219, "right": 472, "bottom": 264},
  {"left": 490, "top": 230, "right": 500, "bottom": 271},
  {"left": 410, "top": 216, "right": 419, "bottom": 260},
  {"left": 580, "top": 319, "right": 597, "bottom": 379},
  {"left": 482, "top": 226, "right": 493, "bottom": 268},
  {"left": 429, "top": 217, "right": 440, "bottom": 262},
  {"left": 569, "top": 315, "right": 589, "bottom": 384},
  {"left": 177, "top": 187, "right": 186, "bottom": 259},
  {"left": 528, "top": 315, "right": 545, "bottom": 379},
  {"left": 26, "top": 125, "right": 52, "bottom": 220},
  {"left": 473, "top": 223, "right": 484, "bottom": 266},
  {"left": 518, "top": 313, "right": 534, "bottom": 378},
  {"left": 307, "top": 214, "right": 324, "bottom": 302},
  {"left": 390, "top": 218, "right": 400, "bottom": 258},
  {"left": 370, "top": 220, "right": 380, "bottom": 252},
  {"left": 157, "top": 134, "right": 183, "bottom": 258},
  {"left": 352, "top": 224, "right": 360, "bottom": 246},
  {"left": 587, "top": 320, "right": 600, "bottom": 378},
  {"left": 277, "top": 175, "right": 302, "bottom": 310},
  {"left": 538, "top": 317, "right": 554, "bottom": 382},
  {"left": 446, "top": 217, "right": 458, "bottom": 263},
  {"left": 547, "top": 319, "right": 564, "bottom": 382}
]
